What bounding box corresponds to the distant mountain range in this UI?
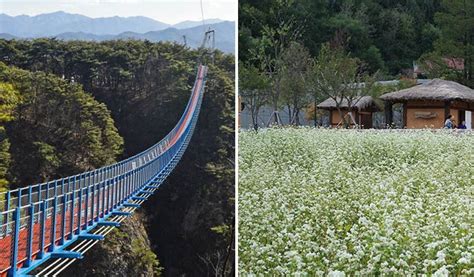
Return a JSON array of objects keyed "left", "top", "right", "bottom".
[{"left": 0, "top": 12, "right": 234, "bottom": 53}]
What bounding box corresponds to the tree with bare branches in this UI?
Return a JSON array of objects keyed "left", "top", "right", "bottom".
[
  {"left": 239, "top": 63, "right": 269, "bottom": 130},
  {"left": 311, "top": 43, "right": 375, "bottom": 128},
  {"left": 249, "top": 1, "right": 303, "bottom": 126},
  {"left": 280, "top": 41, "right": 312, "bottom": 125}
]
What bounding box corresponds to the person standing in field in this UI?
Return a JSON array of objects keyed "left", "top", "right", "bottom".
[{"left": 444, "top": 115, "right": 455, "bottom": 129}]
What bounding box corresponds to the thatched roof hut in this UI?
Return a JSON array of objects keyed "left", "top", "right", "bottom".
[
  {"left": 380, "top": 79, "right": 474, "bottom": 129},
  {"left": 317, "top": 96, "right": 380, "bottom": 128},
  {"left": 379, "top": 79, "right": 474, "bottom": 103},
  {"left": 317, "top": 96, "right": 381, "bottom": 111}
]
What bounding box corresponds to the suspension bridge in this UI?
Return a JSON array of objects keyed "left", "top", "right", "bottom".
[{"left": 0, "top": 58, "right": 209, "bottom": 276}]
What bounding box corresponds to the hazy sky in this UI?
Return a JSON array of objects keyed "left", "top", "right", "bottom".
[{"left": 0, "top": 0, "right": 236, "bottom": 24}]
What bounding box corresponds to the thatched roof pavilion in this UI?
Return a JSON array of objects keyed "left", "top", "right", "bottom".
[
  {"left": 380, "top": 79, "right": 474, "bottom": 128},
  {"left": 317, "top": 96, "right": 381, "bottom": 111},
  {"left": 317, "top": 96, "right": 381, "bottom": 128},
  {"left": 380, "top": 79, "right": 474, "bottom": 104}
]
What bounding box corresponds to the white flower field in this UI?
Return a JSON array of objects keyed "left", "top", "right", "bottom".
[{"left": 239, "top": 128, "right": 474, "bottom": 276}]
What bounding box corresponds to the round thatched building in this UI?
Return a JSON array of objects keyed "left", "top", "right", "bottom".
[{"left": 380, "top": 79, "right": 474, "bottom": 128}]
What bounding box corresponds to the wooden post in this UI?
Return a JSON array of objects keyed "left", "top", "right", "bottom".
[
  {"left": 329, "top": 110, "right": 333, "bottom": 127},
  {"left": 402, "top": 102, "right": 408, "bottom": 128},
  {"left": 313, "top": 99, "right": 317, "bottom": 127},
  {"left": 444, "top": 101, "right": 451, "bottom": 120},
  {"left": 384, "top": 101, "right": 393, "bottom": 128}
]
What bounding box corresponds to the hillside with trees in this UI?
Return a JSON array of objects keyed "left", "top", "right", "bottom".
[
  {"left": 239, "top": 0, "right": 473, "bottom": 127},
  {"left": 0, "top": 39, "right": 234, "bottom": 276},
  {"left": 0, "top": 62, "right": 123, "bottom": 190}
]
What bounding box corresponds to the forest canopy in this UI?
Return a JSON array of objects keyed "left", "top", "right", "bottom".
[
  {"left": 238, "top": 0, "right": 473, "bottom": 129},
  {"left": 0, "top": 62, "right": 123, "bottom": 190},
  {"left": 239, "top": 0, "right": 473, "bottom": 87}
]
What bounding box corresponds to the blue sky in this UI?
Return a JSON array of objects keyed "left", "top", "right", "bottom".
[{"left": 0, "top": 0, "right": 236, "bottom": 24}]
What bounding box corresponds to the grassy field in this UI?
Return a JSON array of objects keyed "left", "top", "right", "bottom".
[{"left": 239, "top": 128, "right": 474, "bottom": 276}]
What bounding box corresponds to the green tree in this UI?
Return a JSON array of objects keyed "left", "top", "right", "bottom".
[
  {"left": 239, "top": 0, "right": 448, "bottom": 78},
  {"left": 247, "top": 0, "right": 303, "bottom": 125},
  {"left": 431, "top": 0, "right": 474, "bottom": 86},
  {"left": 373, "top": 8, "right": 418, "bottom": 74},
  {"left": 239, "top": 63, "right": 269, "bottom": 130},
  {"left": 311, "top": 44, "right": 375, "bottom": 128},
  {"left": 0, "top": 62, "right": 123, "bottom": 187},
  {"left": 0, "top": 82, "right": 21, "bottom": 191},
  {"left": 280, "top": 41, "right": 312, "bottom": 125}
]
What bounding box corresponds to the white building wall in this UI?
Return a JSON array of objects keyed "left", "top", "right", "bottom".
[{"left": 466, "top": 111, "right": 472, "bottom": 129}]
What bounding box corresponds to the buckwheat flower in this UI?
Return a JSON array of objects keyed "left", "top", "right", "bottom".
[
  {"left": 239, "top": 129, "right": 473, "bottom": 275},
  {"left": 328, "top": 270, "right": 345, "bottom": 277},
  {"left": 458, "top": 257, "right": 469, "bottom": 264},
  {"left": 433, "top": 265, "right": 449, "bottom": 277},
  {"left": 436, "top": 250, "right": 446, "bottom": 264}
]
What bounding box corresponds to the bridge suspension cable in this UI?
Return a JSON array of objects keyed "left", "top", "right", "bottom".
[{"left": 0, "top": 64, "right": 209, "bottom": 277}]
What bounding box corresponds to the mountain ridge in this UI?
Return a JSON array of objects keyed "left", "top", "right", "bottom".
[
  {"left": 0, "top": 11, "right": 226, "bottom": 36},
  {"left": 0, "top": 12, "right": 234, "bottom": 53},
  {"left": 0, "top": 21, "right": 235, "bottom": 53}
]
